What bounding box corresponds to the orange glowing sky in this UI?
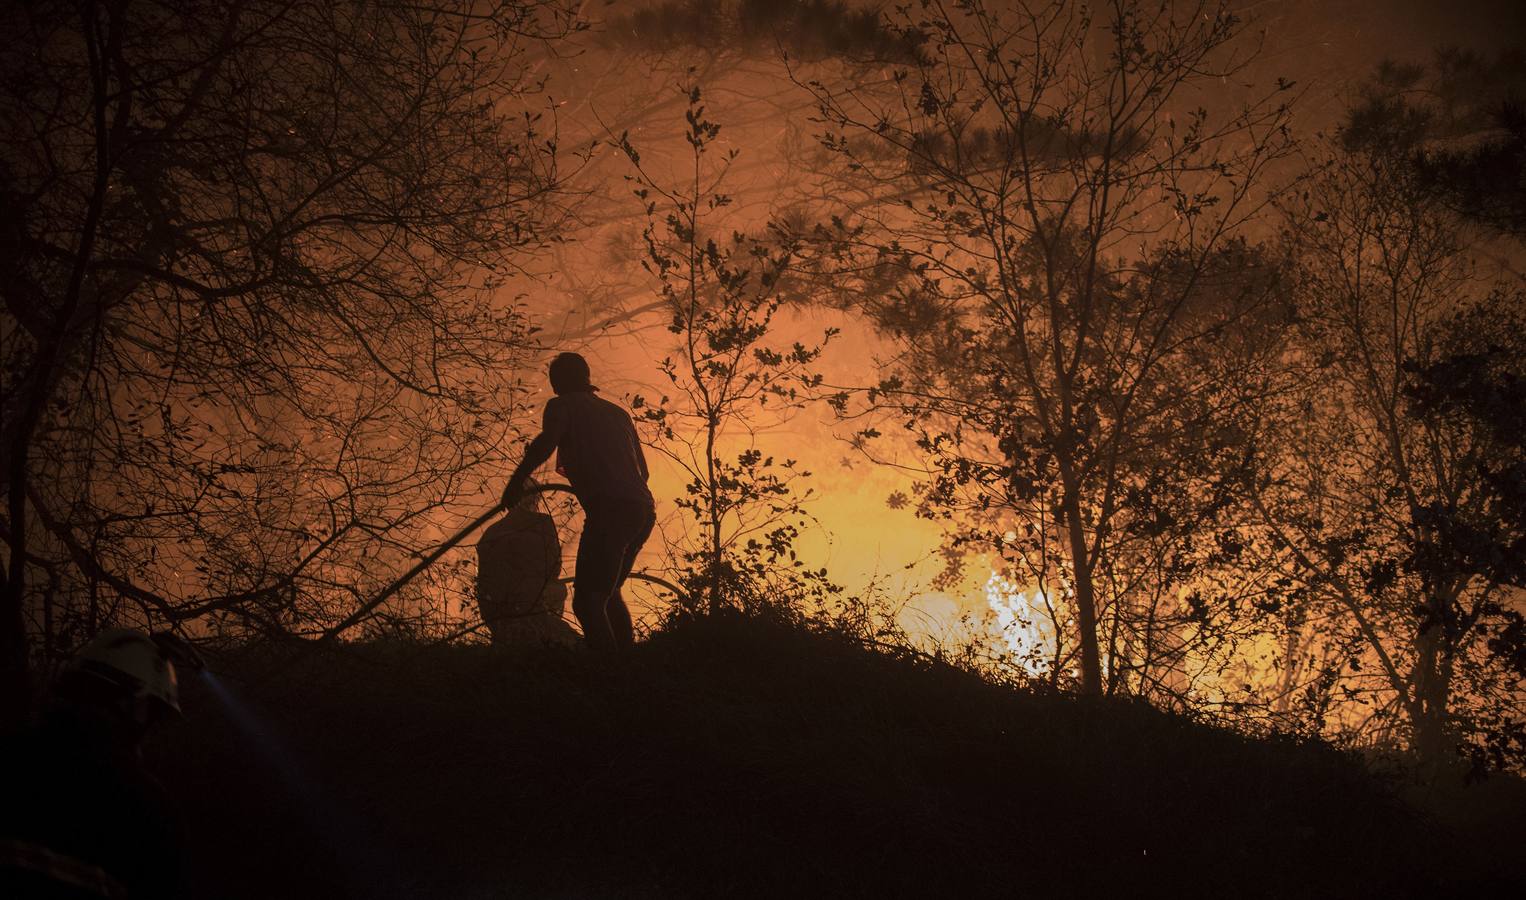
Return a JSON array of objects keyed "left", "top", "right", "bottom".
[{"left": 483, "top": 0, "right": 1525, "bottom": 640}]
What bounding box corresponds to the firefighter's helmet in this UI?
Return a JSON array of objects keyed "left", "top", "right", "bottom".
[{"left": 70, "top": 629, "right": 181, "bottom": 714}]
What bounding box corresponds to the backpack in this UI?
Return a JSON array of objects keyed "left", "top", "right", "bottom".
[{"left": 475, "top": 510, "right": 566, "bottom": 634}]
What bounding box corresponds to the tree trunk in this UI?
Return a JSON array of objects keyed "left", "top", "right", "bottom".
[
  {"left": 1410, "top": 595, "right": 1454, "bottom": 765},
  {"left": 0, "top": 563, "right": 27, "bottom": 730},
  {"left": 1061, "top": 484, "right": 1103, "bottom": 695},
  {"left": 3, "top": 350, "right": 59, "bottom": 730}
]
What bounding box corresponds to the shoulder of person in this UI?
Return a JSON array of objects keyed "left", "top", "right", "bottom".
[
  {"left": 596, "top": 393, "right": 632, "bottom": 413},
  {"left": 543, "top": 394, "right": 574, "bottom": 424}
]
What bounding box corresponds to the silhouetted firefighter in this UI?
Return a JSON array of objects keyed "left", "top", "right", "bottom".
[
  {"left": 476, "top": 479, "right": 576, "bottom": 646},
  {"left": 1, "top": 630, "right": 200, "bottom": 898},
  {"left": 502, "top": 353, "right": 655, "bottom": 652}
]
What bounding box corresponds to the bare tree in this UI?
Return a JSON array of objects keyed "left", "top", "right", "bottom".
[
  {"left": 1257, "top": 129, "right": 1526, "bottom": 766},
  {"left": 0, "top": 0, "right": 581, "bottom": 720},
  {"left": 799, "top": 0, "right": 1296, "bottom": 694},
  {"left": 616, "top": 87, "right": 839, "bottom": 616}
]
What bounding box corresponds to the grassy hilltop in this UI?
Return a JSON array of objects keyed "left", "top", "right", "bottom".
[{"left": 154, "top": 614, "right": 1525, "bottom": 899}]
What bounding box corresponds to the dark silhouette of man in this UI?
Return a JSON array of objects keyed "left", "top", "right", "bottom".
[{"left": 502, "top": 353, "right": 655, "bottom": 652}]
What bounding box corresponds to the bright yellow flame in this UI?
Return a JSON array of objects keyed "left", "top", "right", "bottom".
[{"left": 985, "top": 571, "right": 1060, "bottom": 677}]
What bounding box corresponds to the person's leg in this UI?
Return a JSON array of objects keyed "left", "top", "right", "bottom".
[
  {"left": 605, "top": 590, "right": 634, "bottom": 649},
  {"left": 605, "top": 504, "right": 656, "bottom": 649},
  {"left": 571, "top": 505, "right": 623, "bottom": 652}
]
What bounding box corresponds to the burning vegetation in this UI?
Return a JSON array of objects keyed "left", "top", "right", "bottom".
[{"left": 2, "top": 2, "right": 1525, "bottom": 892}]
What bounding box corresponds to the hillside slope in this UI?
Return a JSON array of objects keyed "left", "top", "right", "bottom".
[{"left": 154, "top": 615, "right": 1522, "bottom": 898}]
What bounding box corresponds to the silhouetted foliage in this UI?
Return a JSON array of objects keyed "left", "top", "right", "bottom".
[
  {"left": 616, "top": 87, "right": 841, "bottom": 617},
  {"left": 1343, "top": 46, "right": 1526, "bottom": 235},
  {"left": 1402, "top": 308, "right": 1526, "bottom": 771},
  {"left": 6, "top": 0, "right": 1522, "bottom": 787},
  {"left": 1402, "top": 307, "right": 1526, "bottom": 590},
  {"left": 602, "top": 0, "right": 925, "bottom": 64},
  {"left": 0, "top": 0, "right": 581, "bottom": 718},
  {"left": 1415, "top": 101, "right": 1526, "bottom": 235},
  {"left": 1266, "top": 125, "right": 1526, "bottom": 768},
  {"left": 802, "top": 0, "right": 1296, "bottom": 696}
]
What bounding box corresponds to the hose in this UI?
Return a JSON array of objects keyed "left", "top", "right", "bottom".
[{"left": 318, "top": 483, "right": 575, "bottom": 643}]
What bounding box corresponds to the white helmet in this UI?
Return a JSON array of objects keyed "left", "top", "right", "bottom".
[{"left": 71, "top": 629, "right": 181, "bottom": 714}]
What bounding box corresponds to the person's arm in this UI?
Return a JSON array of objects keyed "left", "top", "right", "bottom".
[
  {"left": 634, "top": 428, "right": 650, "bottom": 482},
  {"left": 502, "top": 400, "right": 568, "bottom": 508}
]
